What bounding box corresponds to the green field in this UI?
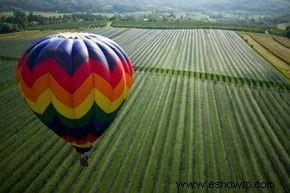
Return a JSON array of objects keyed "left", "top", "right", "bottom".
[
  {"left": 0, "top": 28, "right": 289, "bottom": 193},
  {"left": 25, "top": 21, "right": 107, "bottom": 30},
  {"left": 250, "top": 35, "right": 290, "bottom": 65},
  {"left": 0, "top": 11, "right": 69, "bottom": 17},
  {"left": 239, "top": 32, "right": 290, "bottom": 79},
  {"left": 277, "top": 23, "right": 290, "bottom": 30},
  {"left": 111, "top": 21, "right": 284, "bottom": 35}
]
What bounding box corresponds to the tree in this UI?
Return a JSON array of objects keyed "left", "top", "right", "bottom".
[
  {"left": 0, "top": 23, "right": 20, "bottom": 33},
  {"left": 284, "top": 28, "right": 290, "bottom": 39},
  {"left": 13, "top": 11, "right": 28, "bottom": 28}
]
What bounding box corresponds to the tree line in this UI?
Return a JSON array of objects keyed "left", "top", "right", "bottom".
[{"left": 0, "top": 11, "right": 108, "bottom": 33}]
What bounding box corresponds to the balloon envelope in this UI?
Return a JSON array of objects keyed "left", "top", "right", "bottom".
[{"left": 17, "top": 32, "right": 134, "bottom": 152}]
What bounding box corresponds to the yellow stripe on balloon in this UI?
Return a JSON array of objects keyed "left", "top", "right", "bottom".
[
  {"left": 21, "top": 86, "right": 130, "bottom": 119},
  {"left": 70, "top": 142, "right": 94, "bottom": 148},
  {"left": 18, "top": 70, "right": 129, "bottom": 105},
  {"left": 123, "top": 86, "right": 130, "bottom": 99},
  {"left": 18, "top": 82, "right": 44, "bottom": 113}
]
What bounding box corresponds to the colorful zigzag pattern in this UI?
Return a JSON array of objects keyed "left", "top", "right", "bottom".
[{"left": 17, "top": 33, "right": 134, "bottom": 150}]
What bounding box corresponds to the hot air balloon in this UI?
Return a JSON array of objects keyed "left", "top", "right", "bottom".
[{"left": 16, "top": 32, "right": 134, "bottom": 166}]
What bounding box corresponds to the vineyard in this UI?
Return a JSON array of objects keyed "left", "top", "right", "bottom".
[{"left": 0, "top": 28, "right": 289, "bottom": 193}]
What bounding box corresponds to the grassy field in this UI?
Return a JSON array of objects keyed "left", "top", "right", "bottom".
[
  {"left": 111, "top": 21, "right": 285, "bottom": 35},
  {"left": 0, "top": 11, "right": 69, "bottom": 17},
  {"left": 25, "top": 21, "right": 107, "bottom": 30},
  {"left": 250, "top": 35, "right": 290, "bottom": 65},
  {"left": 0, "top": 30, "right": 72, "bottom": 58},
  {"left": 277, "top": 23, "right": 290, "bottom": 30},
  {"left": 273, "top": 36, "right": 290, "bottom": 49},
  {"left": 100, "top": 28, "right": 287, "bottom": 82},
  {"left": 0, "top": 11, "right": 114, "bottom": 18},
  {"left": 239, "top": 32, "right": 290, "bottom": 79},
  {"left": 0, "top": 28, "right": 289, "bottom": 193}
]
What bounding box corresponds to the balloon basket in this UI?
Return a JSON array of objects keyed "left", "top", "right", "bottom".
[{"left": 79, "top": 154, "right": 89, "bottom": 167}]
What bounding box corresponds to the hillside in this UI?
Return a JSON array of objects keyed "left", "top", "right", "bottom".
[{"left": 0, "top": 0, "right": 290, "bottom": 13}]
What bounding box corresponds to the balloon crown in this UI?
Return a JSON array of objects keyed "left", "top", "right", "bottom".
[{"left": 52, "top": 32, "right": 92, "bottom": 39}]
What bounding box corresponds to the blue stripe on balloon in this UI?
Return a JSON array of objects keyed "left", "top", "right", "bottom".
[
  {"left": 53, "top": 39, "right": 74, "bottom": 75},
  {"left": 96, "top": 40, "right": 119, "bottom": 72},
  {"left": 27, "top": 38, "right": 52, "bottom": 70},
  {"left": 26, "top": 36, "right": 52, "bottom": 54},
  {"left": 83, "top": 38, "right": 110, "bottom": 71},
  {"left": 71, "top": 39, "right": 89, "bottom": 76},
  {"left": 46, "top": 115, "right": 112, "bottom": 140},
  {"left": 28, "top": 38, "right": 65, "bottom": 71},
  {"left": 98, "top": 35, "right": 130, "bottom": 61},
  {"left": 105, "top": 40, "right": 127, "bottom": 63},
  {"left": 27, "top": 36, "right": 123, "bottom": 76}
]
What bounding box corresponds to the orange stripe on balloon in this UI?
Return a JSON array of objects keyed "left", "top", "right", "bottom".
[
  {"left": 50, "top": 75, "right": 74, "bottom": 106},
  {"left": 18, "top": 67, "right": 127, "bottom": 107},
  {"left": 125, "top": 73, "right": 134, "bottom": 88}
]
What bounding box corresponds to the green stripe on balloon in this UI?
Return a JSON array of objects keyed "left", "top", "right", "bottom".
[{"left": 35, "top": 101, "right": 124, "bottom": 128}]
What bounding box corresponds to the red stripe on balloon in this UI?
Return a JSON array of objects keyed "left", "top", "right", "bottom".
[
  {"left": 128, "top": 59, "right": 134, "bottom": 76},
  {"left": 17, "top": 53, "right": 27, "bottom": 68},
  {"left": 63, "top": 134, "right": 100, "bottom": 145},
  {"left": 21, "top": 58, "right": 126, "bottom": 94}
]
